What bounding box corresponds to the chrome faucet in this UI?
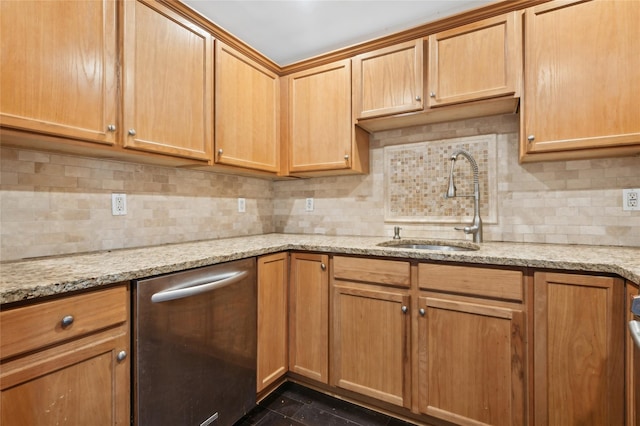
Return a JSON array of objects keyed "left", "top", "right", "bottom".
[
  {"left": 393, "top": 226, "right": 402, "bottom": 239},
  {"left": 444, "top": 149, "right": 483, "bottom": 243}
]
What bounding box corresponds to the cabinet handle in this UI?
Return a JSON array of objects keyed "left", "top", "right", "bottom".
[
  {"left": 320, "top": 263, "right": 326, "bottom": 271},
  {"left": 419, "top": 308, "right": 425, "bottom": 316},
  {"left": 527, "top": 135, "right": 535, "bottom": 142},
  {"left": 344, "top": 154, "right": 349, "bottom": 161},
  {"left": 117, "top": 350, "right": 127, "bottom": 362},
  {"left": 107, "top": 124, "right": 116, "bottom": 132},
  {"left": 415, "top": 95, "right": 421, "bottom": 102},
  {"left": 128, "top": 129, "right": 136, "bottom": 136},
  {"left": 218, "top": 149, "right": 223, "bottom": 156},
  {"left": 429, "top": 92, "right": 436, "bottom": 98},
  {"left": 401, "top": 305, "right": 408, "bottom": 314},
  {"left": 61, "top": 315, "right": 74, "bottom": 328}
]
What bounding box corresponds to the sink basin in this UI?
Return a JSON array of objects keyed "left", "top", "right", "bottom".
[{"left": 377, "top": 240, "right": 479, "bottom": 252}]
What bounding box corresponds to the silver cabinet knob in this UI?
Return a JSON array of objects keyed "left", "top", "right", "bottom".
[
  {"left": 401, "top": 305, "right": 408, "bottom": 314},
  {"left": 107, "top": 124, "right": 116, "bottom": 132},
  {"left": 116, "top": 350, "right": 127, "bottom": 362},
  {"left": 419, "top": 308, "right": 426, "bottom": 316},
  {"left": 344, "top": 154, "right": 349, "bottom": 161},
  {"left": 128, "top": 129, "right": 136, "bottom": 136},
  {"left": 61, "top": 315, "right": 74, "bottom": 328},
  {"left": 527, "top": 135, "right": 535, "bottom": 142},
  {"left": 320, "top": 263, "right": 326, "bottom": 271},
  {"left": 415, "top": 95, "right": 421, "bottom": 102},
  {"left": 218, "top": 149, "right": 223, "bottom": 155},
  {"left": 429, "top": 92, "right": 436, "bottom": 98}
]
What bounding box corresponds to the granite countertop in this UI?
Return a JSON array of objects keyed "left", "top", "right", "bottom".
[{"left": 1, "top": 233, "right": 639, "bottom": 305}]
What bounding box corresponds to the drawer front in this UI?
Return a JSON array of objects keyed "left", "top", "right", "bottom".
[
  {"left": 333, "top": 256, "right": 410, "bottom": 287},
  {"left": 418, "top": 263, "right": 523, "bottom": 301},
  {"left": 1, "top": 285, "right": 127, "bottom": 359}
]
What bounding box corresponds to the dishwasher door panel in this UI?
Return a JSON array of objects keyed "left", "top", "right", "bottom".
[{"left": 133, "top": 258, "right": 257, "bottom": 426}]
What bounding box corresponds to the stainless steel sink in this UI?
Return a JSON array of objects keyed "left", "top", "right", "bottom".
[{"left": 377, "top": 240, "right": 479, "bottom": 252}]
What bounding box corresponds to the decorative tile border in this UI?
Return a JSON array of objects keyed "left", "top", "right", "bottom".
[{"left": 384, "top": 134, "right": 498, "bottom": 224}]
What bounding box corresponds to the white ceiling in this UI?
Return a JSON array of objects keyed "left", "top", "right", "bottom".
[{"left": 182, "top": 0, "right": 494, "bottom": 66}]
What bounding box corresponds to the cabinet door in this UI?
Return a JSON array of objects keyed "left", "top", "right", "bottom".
[
  {"left": 533, "top": 272, "right": 625, "bottom": 426},
  {"left": 521, "top": 0, "right": 640, "bottom": 160},
  {"left": 332, "top": 285, "right": 411, "bottom": 407},
  {"left": 122, "top": 0, "right": 213, "bottom": 161},
  {"left": 0, "top": 0, "right": 118, "bottom": 145},
  {"left": 418, "top": 296, "right": 526, "bottom": 426},
  {"left": 1, "top": 328, "right": 129, "bottom": 426},
  {"left": 289, "top": 253, "right": 329, "bottom": 383},
  {"left": 215, "top": 41, "right": 280, "bottom": 173},
  {"left": 288, "top": 60, "right": 353, "bottom": 173},
  {"left": 353, "top": 39, "right": 423, "bottom": 119},
  {"left": 428, "top": 12, "right": 518, "bottom": 107},
  {"left": 257, "top": 253, "right": 288, "bottom": 392},
  {"left": 626, "top": 283, "right": 639, "bottom": 426}
]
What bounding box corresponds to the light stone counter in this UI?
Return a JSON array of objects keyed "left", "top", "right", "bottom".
[{"left": 1, "top": 233, "right": 639, "bottom": 305}]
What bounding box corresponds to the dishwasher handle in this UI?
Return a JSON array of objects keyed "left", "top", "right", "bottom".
[
  {"left": 151, "top": 270, "right": 248, "bottom": 303},
  {"left": 630, "top": 321, "right": 640, "bottom": 349}
]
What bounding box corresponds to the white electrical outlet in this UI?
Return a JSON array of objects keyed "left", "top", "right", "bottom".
[
  {"left": 305, "top": 198, "right": 314, "bottom": 212},
  {"left": 623, "top": 188, "right": 640, "bottom": 211},
  {"left": 238, "top": 198, "right": 246, "bottom": 213},
  {"left": 111, "top": 193, "right": 127, "bottom": 216}
]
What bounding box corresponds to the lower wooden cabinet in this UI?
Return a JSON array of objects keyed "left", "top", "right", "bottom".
[
  {"left": 0, "top": 285, "right": 130, "bottom": 426},
  {"left": 289, "top": 252, "right": 329, "bottom": 383},
  {"left": 331, "top": 256, "right": 412, "bottom": 407},
  {"left": 332, "top": 284, "right": 411, "bottom": 407},
  {"left": 417, "top": 264, "right": 526, "bottom": 426},
  {"left": 533, "top": 272, "right": 625, "bottom": 426},
  {"left": 418, "top": 296, "right": 525, "bottom": 425},
  {"left": 257, "top": 253, "right": 289, "bottom": 392},
  {"left": 626, "top": 282, "right": 640, "bottom": 426}
]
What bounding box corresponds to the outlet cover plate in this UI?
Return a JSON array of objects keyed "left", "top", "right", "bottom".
[
  {"left": 623, "top": 188, "right": 640, "bottom": 211},
  {"left": 305, "top": 198, "right": 314, "bottom": 212},
  {"left": 111, "top": 193, "right": 127, "bottom": 216}
]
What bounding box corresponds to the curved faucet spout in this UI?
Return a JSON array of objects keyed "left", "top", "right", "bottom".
[{"left": 444, "top": 149, "right": 483, "bottom": 243}]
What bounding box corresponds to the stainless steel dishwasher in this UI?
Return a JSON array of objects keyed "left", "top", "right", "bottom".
[{"left": 133, "top": 258, "right": 256, "bottom": 426}]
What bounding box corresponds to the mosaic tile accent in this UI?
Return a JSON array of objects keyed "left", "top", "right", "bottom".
[{"left": 383, "top": 134, "right": 497, "bottom": 224}]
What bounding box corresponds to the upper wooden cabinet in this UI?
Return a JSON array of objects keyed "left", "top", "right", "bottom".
[
  {"left": 354, "top": 13, "right": 520, "bottom": 133},
  {"left": 352, "top": 39, "right": 424, "bottom": 119},
  {"left": 287, "top": 60, "right": 369, "bottom": 176},
  {"left": 427, "top": 12, "right": 519, "bottom": 107},
  {"left": 520, "top": 0, "right": 640, "bottom": 162},
  {"left": 533, "top": 272, "right": 625, "bottom": 425},
  {"left": 122, "top": 0, "right": 213, "bottom": 161},
  {"left": 0, "top": 0, "right": 118, "bottom": 145},
  {"left": 215, "top": 41, "right": 280, "bottom": 173}
]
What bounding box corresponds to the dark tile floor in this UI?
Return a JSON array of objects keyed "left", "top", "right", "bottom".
[{"left": 234, "top": 382, "right": 417, "bottom": 426}]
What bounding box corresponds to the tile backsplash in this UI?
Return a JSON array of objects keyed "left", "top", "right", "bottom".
[
  {"left": 274, "top": 114, "right": 640, "bottom": 246},
  {"left": 1, "top": 113, "right": 639, "bottom": 261},
  {"left": 0, "top": 148, "right": 274, "bottom": 261},
  {"left": 384, "top": 134, "right": 497, "bottom": 224}
]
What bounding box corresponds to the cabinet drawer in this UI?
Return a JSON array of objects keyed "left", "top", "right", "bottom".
[
  {"left": 418, "top": 264, "right": 523, "bottom": 301},
  {"left": 333, "top": 256, "right": 410, "bottom": 287},
  {"left": 0, "top": 285, "right": 127, "bottom": 359}
]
